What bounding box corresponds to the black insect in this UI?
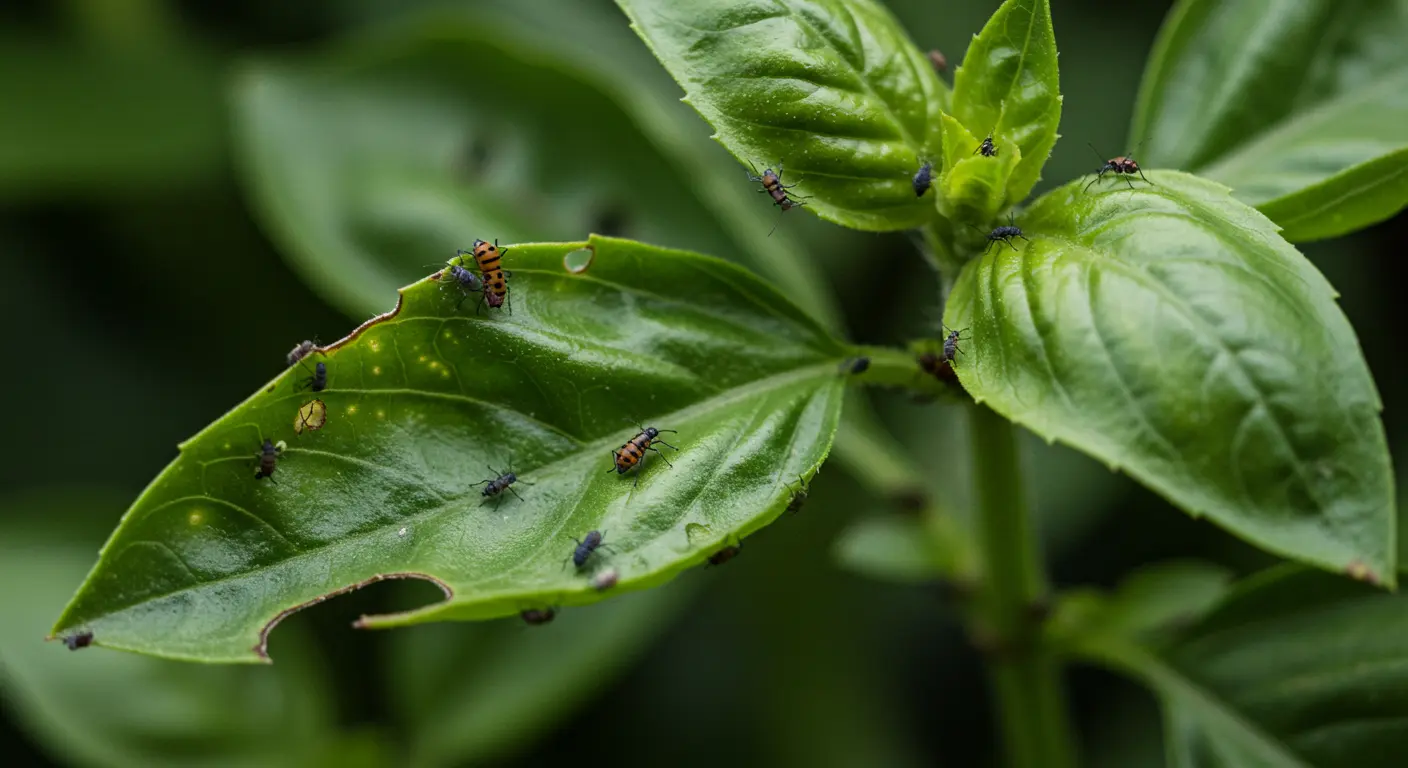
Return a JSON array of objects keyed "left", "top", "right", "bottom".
[
  {"left": 286, "top": 340, "right": 318, "bottom": 367},
  {"left": 747, "top": 163, "right": 805, "bottom": 212},
  {"left": 982, "top": 214, "right": 1030, "bottom": 253},
  {"left": 435, "top": 251, "right": 486, "bottom": 310},
  {"left": 296, "top": 361, "right": 327, "bottom": 393},
  {"left": 473, "top": 460, "right": 533, "bottom": 507},
  {"left": 912, "top": 161, "right": 934, "bottom": 197},
  {"left": 974, "top": 133, "right": 998, "bottom": 157},
  {"left": 64, "top": 631, "right": 94, "bottom": 651},
  {"left": 521, "top": 608, "right": 556, "bottom": 625},
  {"left": 254, "top": 438, "right": 283, "bottom": 481},
  {"left": 786, "top": 473, "right": 810, "bottom": 515},
  {"left": 1084, "top": 143, "right": 1152, "bottom": 192},
  {"left": 707, "top": 542, "right": 742, "bottom": 566},
  {"left": 943, "top": 326, "right": 969, "bottom": 363},
  {"left": 610, "top": 425, "right": 679, "bottom": 487},
  {"left": 840, "top": 356, "right": 870, "bottom": 375},
  {"left": 566, "top": 530, "right": 615, "bottom": 570},
  {"left": 917, "top": 350, "right": 957, "bottom": 383}
]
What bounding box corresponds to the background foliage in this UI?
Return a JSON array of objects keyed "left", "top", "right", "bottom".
[{"left": 2, "top": 0, "right": 1405, "bottom": 766}]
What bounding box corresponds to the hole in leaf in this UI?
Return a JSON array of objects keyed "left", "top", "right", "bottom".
[
  {"left": 563, "top": 247, "right": 595, "bottom": 274},
  {"left": 256, "top": 572, "right": 451, "bottom": 660}
]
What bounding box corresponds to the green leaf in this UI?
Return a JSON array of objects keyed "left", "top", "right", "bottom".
[
  {"left": 391, "top": 586, "right": 691, "bottom": 766},
  {"left": 52, "top": 236, "right": 848, "bottom": 662},
  {"left": 1049, "top": 560, "right": 1233, "bottom": 647},
  {"left": 945, "top": 170, "right": 1395, "bottom": 582},
  {"left": 1, "top": 489, "right": 334, "bottom": 768},
  {"left": 950, "top": 0, "right": 1062, "bottom": 205},
  {"left": 1078, "top": 568, "right": 1408, "bottom": 767},
  {"left": 1133, "top": 0, "right": 1408, "bottom": 240},
  {"left": 615, "top": 0, "right": 948, "bottom": 231},
  {"left": 938, "top": 112, "right": 1023, "bottom": 224},
  {"left": 833, "top": 511, "right": 976, "bottom": 585},
  {"left": 0, "top": 40, "right": 224, "bottom": 201},
  {"left": 233, "top": 14, "right": 837, "bottom": 328}
]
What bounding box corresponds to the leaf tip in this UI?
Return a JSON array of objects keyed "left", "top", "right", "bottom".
[{"left": 1345, "top": 559, "right": 1388, "bottom": 589}]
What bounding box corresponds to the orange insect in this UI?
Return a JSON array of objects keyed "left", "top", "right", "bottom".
[
  {"left": 458, "top": 238, "right": 512, "bottom": 314},
  {"left": 608, "top": 425, "right": 679, "bottom": 487}
]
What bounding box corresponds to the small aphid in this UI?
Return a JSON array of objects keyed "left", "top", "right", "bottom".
[
  {"left": 786, "top": 474, "right": 810, "bottom": 514},
  {"left": 591, "top": 568, "right": 620, "bottom": 592},
  {"left": 927, "top": 49, "right": 948, "bottom": 73},
  {"left": 974, "top": 133, "right": 998, "bottom": 157},
  {"left": 839, "top": 356, "right": 870, "bottom": 375},
  {"left": 912, "top": 161, "right": 934, "bottom": 197},
  {"left": 461, "top": 238, "right": 512, "bottom": 315},
  {"left": 253, "top": 438, "right": 284, "bottom": 481},
  {"left": 521, "top": 608, "right": 556, "bottom": 625},
  {"left": 747, "top": 163, "right": 805, "bottom": 212},
  {"left": 473, "top": 460, "right": 533, "bottom": 507},
  {"left": 943, "top": 326, "right": 969, "bottom": 363},
  {"left": 64, "top": 631, "right": 94, "bottom": 651},
  {"left": 609, "top": 425, "right": 680, "bottom": 487},
  {"left": 984, "top": 214, "right": 1030, "bottom": 253},
  {"left": 294, "top": 399, "right": 327, "bottom": 434},
  {"left": 286, "top": 340, "right": 318, "bottom": 367},
  {"left": 707, "top": 543, "right": 742, "bottom": 566},
  {"left": 566, "top": 530, "right": 614, "bottom": 570},
  {"left": 297, "top": 362, "right": 327, "bottom": 393},
  {"left": 436, "top": 251, "right": 485, "bottom": 310},
  {"left": 1084, "top": 143, "right": 1152, "bottom": 192}
]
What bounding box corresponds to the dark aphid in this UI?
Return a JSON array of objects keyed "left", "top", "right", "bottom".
[
  {"left": 707, "top": 542, "right": 742, "bottom": 566},
  {"left": 839, "top": 356, "right": 870, "bottom": 375},
  {"left": 436, "top": 251, "right": 486, "bottom": 310},
  {"left": 566, "top": 530, "right": 614, "bottom": 570},
  {"left": 461, "top": 238, "right": 512, "bottom": 315},
  {"left": 746, "top": 163, "right": 806, "bottom": 213},
  {"left": 521, "top": 608, "right": 556, "bottom": 625},
  {"left": 917, "top": 350, "right": 957, "bottom": 383},
  {"left": 984, "top": 214, "right": 1030, "bottom": 253},
  {"left": 287, "top": 340, "right": 318, "bottom": 367},
  {"left": 591, "top": 567, "right": 620, "bottom": 592},
  {"left": 297, "top": 361, "right": 327, "bottom": 393},
  {"left": 927, "top": 49, "right": 948, "bottom": 73},
  {"left": 608, "top": 425, "right": 680, "bottom": 487},
  {"left": 786, "top": 473, "right": 810, "bottom": 514},
  {"left": 64, "top": 631, "right": 94, "bottom": 651},
  {"left": 974, "top": 133, "right": 998, "bottom": 157},
  {"left": 253, "top": 438, "right": 283, "bottom": 481},
  {"left": 473, "top": 459, "right": 533, "bottom": 507},
  {"left": 943, "top": 326, "right": 969, "bottom": 363},
  {"left": 912, "top": 161, "right": 934, "bottom": 197},
  {"left": 1084, "top": 143, "right": 1152, "bottom": 192}
]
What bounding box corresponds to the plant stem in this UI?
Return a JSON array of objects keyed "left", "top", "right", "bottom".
[{"left": 967, "top": 403, "right": 1076, "bottom": 768}]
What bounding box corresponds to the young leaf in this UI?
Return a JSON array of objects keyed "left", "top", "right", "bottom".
[
  {"left": 233, "top": 13, "right": 840, "bottom": 328},
  {"left": 1133, "top": 0, "right": 1408, "bottom": 240},
  {"left": 615, "top": 0, "right": 948, "bottom": 231},
  {"left": 937, "top": 112, "right": 1023, "bottom": 225},
  {"left": 1076, "top": 568, "right": 1408, "bottom": 767},
  {"left": 945, "top": 171, "right": 1395, "bottom": 583},
  {"left": 51, "top": 237, "right": 848, "bottom": 662},
  {"left": 951, "top": 0, "right": 1062, "bottom": 206},
  {"left": 833, "top": 512, "right": 976, "bottom": 585}
]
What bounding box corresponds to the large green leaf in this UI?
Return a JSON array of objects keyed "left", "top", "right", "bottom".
[
  {"left": 1074, "top": 567, "right": 1408, "bottom": 767},
  {"left": 0, "top": 489, "right": 334, "bottom": 768},
  {"left": 945, "top": 171, "right": 1395, "bottom": 582},
  {"left": 615, "top": 0, "right": 947, "bottom": 231},
  {"left": 233, "top": 13, "right": 837, "bottom": 327},
  {"left": 51, "top": 237, "right": 848, "bottom": 662},
  {"left": 950, "top": 0, "right": 1062, "bottom": 206},
  {"left": 1132, "top": 0, "right": 1408, "bottom": 240}
]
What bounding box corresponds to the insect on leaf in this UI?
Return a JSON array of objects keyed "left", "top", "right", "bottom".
[
  {"left": 52, "top": 237, "right": 849, "bottom": 663},
  {"left": 615, "top": 0, "right": 948, "bottom": 231},
  {"left": 945, "top": 171, "right": 1395, "bottom": 583}
]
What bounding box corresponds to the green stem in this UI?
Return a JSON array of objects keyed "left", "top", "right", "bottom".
[{"left": 967, "top": 403, "right": 1076, "bottom": 768}]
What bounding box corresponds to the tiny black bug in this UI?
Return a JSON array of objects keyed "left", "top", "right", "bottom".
[
  {"left": 521, "top": 608, "right": 556, "bottom": 625},
  {"left": 974, "top": 133, "right": 998, "bottom": 157},
  {"left": 473, "top": 459, "right": 533, "bottom": 507},
  {"left": 917, "top": 350, "right": 957, "bottom": 383},
  {"left": 1084, "top": 143, "right": 1153, "bottom": 192},
  {"left": 64, "top": 631, "right": 94, "bottom": 651},
  {"left": 609, "top": 424, "right": 679, "bottom": 487},
  {"left": 297, "top": 361, "right": 327, "bottom": 393},
  {"left": 707, "top": 541, "right": 742, "bottom": 566},
  {"left": 747, "top": 163, "right": 805, "bottom": 212},
  {"left": 943, "top": 325, "right": 970, "bottom": 364},
  {"left": 433, "top": 251, "right": 486, "bottom": 311},
  {"left": 565, "top": 530, "right": 615, "bottom": 570},
  {"left": 253, "top": 438, "right": 284, "bottom": 481},
  {"left": 839, "top": 356, "right": 870, "bottom": 375},
  {"left": 786, "top": 473, "right": 810, "bottom": 514},
  {"left": 287, "top": 340, "right": 318, "bottom": 367},
  {"left": 912, "top": 160, "right": 934, "bottom": 197},
  {"left": 981, "top": 214, "right": 1030, "bottom": 253}
]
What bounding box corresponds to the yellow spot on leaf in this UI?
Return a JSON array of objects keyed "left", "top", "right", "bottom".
[
  {"left": 188, "top": 510, "right": 203, "bottom": 525},
  {"left": 418, "top": 355, "right": 428, "bottom": 363},
  {"left": 294, "top": 399, "right": 328, "bottom": 434},
  {"left": 376, "top": 409, "right": 386, "bottom": 419},
  {"left": 347, "top": 405, "right": 359, "bottom": 415},
  {"left": 369, "top": 339, "right": 381, "bottom": 352},
  {"left": 372, "top": 366, "right": 382, "bottom": 375}
]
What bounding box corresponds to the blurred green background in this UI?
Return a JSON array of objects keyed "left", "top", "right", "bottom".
[{"left": 3, "top": 1, "right": 1403, "bottom": 766}]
